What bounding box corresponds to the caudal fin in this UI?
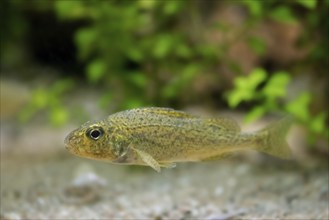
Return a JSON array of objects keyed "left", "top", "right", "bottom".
[{"left": 257, "top": 116, "right": 294, "bottom": 159}]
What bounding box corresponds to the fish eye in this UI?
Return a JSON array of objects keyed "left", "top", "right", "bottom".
[{"left": 87, "top": 127, "right": 104, "bottom": 140}]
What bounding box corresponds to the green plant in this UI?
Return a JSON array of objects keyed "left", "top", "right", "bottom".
[
  {"left": 19, "top": 79, "right": 74, "bottom": 127},
  {"left": 7, "top": 0, "right": 326, "bottom": 130},
  {"left": 227, "top": 68, "right": 328, "bottom": 142},
  {"left": 54, "top": 0, "right": 220, "bottom": 110}
]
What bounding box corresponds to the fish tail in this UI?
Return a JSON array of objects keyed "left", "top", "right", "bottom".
[{"left": 256, "top": 116, "right": 294, "bottom": 159}]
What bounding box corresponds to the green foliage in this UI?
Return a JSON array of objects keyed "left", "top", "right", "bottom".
[
  {"left": 285, "top": 93, "right": 327, "bottom": 141},
  {"left": 227, "top": 69, "right": 328, "bottom": 141},
  {"left": 242, "top": 0, "right": 264, "bottom": 17},
  {"left": 241, "top": 0, "right": 318, "bottom": 23},
  {"left": 6, "top": 0, "right": 326, "bottom": 132},
  {"left": 19, "top": 79, "right": 74, "bottom": 127},
  {"left": 227, "top": 68, "right": 267, "bottom": 108},
  {"left": 247, "top": 36, "right": 267, "bottom": 55},
  {"left": 296, "top": 0, "right": 318, "bottom": 9},
  {"left": 53, "top": 0, "right": 217, "bottom": 110},
  {"left": 227, "top": 0, "right": 328, "bottom": 143},
  {"left": 54, "top": 1, "right": 87, "bottom": 19},
  {"left": 87, "top": 59, "right": 106, "bottom": 84},
  {"left": 161, "top": 64, "right": 201, "bottom": 99},
  {"left": 269, "top": 6, "right": 297, "bottom": 24}
]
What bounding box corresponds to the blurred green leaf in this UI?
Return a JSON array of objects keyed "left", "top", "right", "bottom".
[
  {"left": 245, "top": 68, "right": 267, "bottom": 89},
  {"left": 263, "top": 71, "right": 290, "bottom": 98},
  {"left": 227, "top": 68, "right": 267, "bottom": 107},
  {"left": 285, "top": 92, "right": 311, "bottom": 121},
  {"left": 50, "top": 106, "right": 69, "bottom": 127},
  {"left": 310, "top": 112, "right": 327, "bottom": 134},
  {"left": 198, "top": 44, "right": 220, "bottom": 58},
  {"left": 227, "top": 91, "right": 244, "bottom": 108},
  {"left": 162, "top": 78, "right": 178, "bottom": 99},
  {"left": 153, "top": 34, "right": 174, "bottom": 59},
  {"left": 99, "top": 92, "right": 113, "bottom": 109},
  {"left": 75, "top": 28, "right": 97, "bottom": 59},
  {"left": 242, "top": 0, "right": 263, "bottom": 17},
  {"left": 163, "top": 1, "right": 182, "bottom": 15},
  {"left": 269, "top": 6, "right": 297, "bottom": 24},
  {"left": 213, "top": 22, "right": 230, "bottom": 32},
  {"left": 55, "top": 1, "right": 86, "bottom": 19},
  {"left": 181, "top": 64, "right": 200, "bottom": 82},
  {"left": 127, "top": 47, "right": 144, "bottom": 62},
  {"left": 87, "top": 59, "right": 106, "bottom": 83},
  {"left": 52, "top": 79, "right": 75, "bottom": 95},
  {"left": 162, "top": 64, "right": 200, "bottom": 99},
  {"left": 296, "top": 0, "right": 317, "bottom": 9},
  {"left": 19, "top": 78, "right": 73, "bottom": 126},
  {"left": 32, "top": 88, "right": 48, "bottom": 109},
  {"left": 245, "top": 106, "right": 266, "bottom": 123},
  {"left": 138, "top": 0, "right": 157, "bottom": 10},
  {"left": 247, "top": 36, "right": 266, "bottom": 55},
  {"left": 127, "top": 72, "right": 147, "bottom": 89},
  {"left": 176, "top": 44, "right": 193, "bottom": 58},
  {"left": 123, "top": 98, "right": 145, "bottom": 109}
]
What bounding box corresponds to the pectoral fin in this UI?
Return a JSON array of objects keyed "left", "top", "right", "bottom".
[{"left": 131, "top": 147, "right": 161, "bottom": 172}]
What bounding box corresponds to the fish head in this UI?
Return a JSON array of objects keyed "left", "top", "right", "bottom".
[{"left": 64, "top": 120, "right": 117, "bottom": 161}]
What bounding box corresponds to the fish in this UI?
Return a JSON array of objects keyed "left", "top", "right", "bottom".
[{"left": 64, "top": 107, "right": 293, "bottom": 172}]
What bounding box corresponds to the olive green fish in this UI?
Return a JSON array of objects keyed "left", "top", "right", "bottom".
[{"left": 65, "top": 107, "right": 293, "bottom": 172}]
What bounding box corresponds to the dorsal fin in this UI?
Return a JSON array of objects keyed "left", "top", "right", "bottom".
[
  {"left": 206, "top": 117, "right": 240, "bottom": 132},
  {"left": 132, "top": 107, "right": 196, "bottom": 119}
]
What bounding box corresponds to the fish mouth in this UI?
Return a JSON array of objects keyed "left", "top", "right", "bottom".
[
  {"left": 64, "top": 131, "right": 76, "bottom": 151},
  {"left": 64, "top": 132, "right": 71, "bottom": 144},
  {"left": 64, "top": 130, "right": 86, "bottom": 156},
  {"left": 64, "top": 141, "right": 71, "bottom": 151},
  {"left": 64, "top": 138, "right": 79, "bottom": 156}
]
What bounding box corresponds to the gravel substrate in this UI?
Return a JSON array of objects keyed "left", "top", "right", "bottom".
[{"left": 1, "top": 153, "right": 328, "bottom": 220}]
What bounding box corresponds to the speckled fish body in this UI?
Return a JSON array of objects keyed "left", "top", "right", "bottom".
[{"left": 65, "top": 107, "right": 293, "bottom": 172}]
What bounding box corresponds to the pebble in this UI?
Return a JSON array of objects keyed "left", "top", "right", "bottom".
[{"left": 62, "top": 163, "right": 107, "bottom": 204}]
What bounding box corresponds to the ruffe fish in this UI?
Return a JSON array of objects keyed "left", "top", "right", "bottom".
[{"left": 65, "top": 107, "right": 293, "bottom": 172}]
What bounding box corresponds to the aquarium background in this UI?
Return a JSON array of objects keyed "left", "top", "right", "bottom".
[{"left": 1, "top": 0, "right": 328, "bottom": 219}]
